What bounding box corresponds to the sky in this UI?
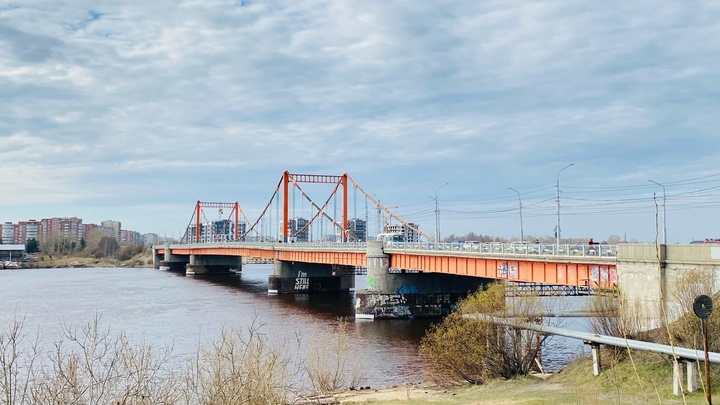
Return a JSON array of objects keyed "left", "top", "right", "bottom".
[{"left": 1, "top": 0, "right": 720, "bottom": 244}]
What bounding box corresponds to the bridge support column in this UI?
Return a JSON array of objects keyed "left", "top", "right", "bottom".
[
  {"left": 186, "top": 255, "right": 242, "bottom": 275},
  {"left": 158, "top": 245, "right": 190, "bottom": 272},
  {"left": 268, "top": 261, "right": 355, "bottom": 294},
  {"left": 355, "top": 241, "right": 488, "bottom": 319},
  {"left": 153, "top": 248, "right": 164, "bottom": 268}
]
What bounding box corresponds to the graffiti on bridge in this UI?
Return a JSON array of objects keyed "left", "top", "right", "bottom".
[
  {"left": 497, "top": 262, "right": 517, "bottom": 279},
  {"left": 294, "top": 270, "right": 309, "bottom": 291}
]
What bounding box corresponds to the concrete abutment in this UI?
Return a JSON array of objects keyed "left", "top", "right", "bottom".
[{"left": 617, "top": 244, "right": 720, "bottom": 330}]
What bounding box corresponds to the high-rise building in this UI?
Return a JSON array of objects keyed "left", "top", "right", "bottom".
[
  {"left": 41, "top": 216, "right": 84, "bottom": 245},
  {"left": 347, "top": 218, "right": 367, "bottom": 241},
  {"left": 101, "top": 220, "right": 122, "bottom": 242},
  {"left": 1, "top": 222, "right": 13, "bottom": 244},
  {"left": 287, "top": 218, "right": 309, "bottom": 242},
  {"left": 187, "top": 220, "right": 245, "bottom": 243},
  {"left": 385, "top": 223, "right": 420, "bottom": 242},
  {"left": 122, "top": 230, "right": 143, "bottom": 245},
  {"left": 17, "top": 220, "right": 40, "bottom": 244}
]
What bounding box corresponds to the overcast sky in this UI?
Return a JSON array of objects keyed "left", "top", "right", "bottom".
[{"left": 2, "top": 0, "right": 719, "bottom": 244}]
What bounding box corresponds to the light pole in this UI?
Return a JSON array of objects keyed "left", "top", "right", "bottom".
[
  {"left": 430, "top": 183, "right": 449, "bottom": 243},
  {"left": 508, "top": 187, "right": 523, "bottom": 241},
  {"left": 556, "top": 163, "right": 574, "bottom": 252},
  {"left": 648, "top": 180, "right": 667, "bottom": 245}
]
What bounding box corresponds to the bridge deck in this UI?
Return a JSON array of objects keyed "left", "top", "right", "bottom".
[{"left": 156, "top": 242, "right": 617, "bottom": 289}]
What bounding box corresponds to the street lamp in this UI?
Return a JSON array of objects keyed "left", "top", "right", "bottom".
[
  {"left": 508, "top": 187, "right": 523, "bottom": 241},
  {"left": 556, "top": 163, "right": 574, "bottom": 252},
  {"left": 430, "top": 183, "right": 450, "bottom": 243},
  {"left": 648, "top": 180, "right": 667, "bottom": 245}
]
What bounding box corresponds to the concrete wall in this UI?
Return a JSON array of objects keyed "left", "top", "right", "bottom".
[{"left": 617, "top": 244, "right": 720, "bottom": 329}]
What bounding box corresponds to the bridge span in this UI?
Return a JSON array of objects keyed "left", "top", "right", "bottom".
[
  {"left": 154, "top": 240, "right": 617, "bottom": 319},
  {"left": 154, "top": 242, "right": 720, "bottom": 324}
]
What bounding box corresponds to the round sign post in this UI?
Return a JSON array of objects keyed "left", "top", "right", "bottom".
[{"left": 693, "top": 295, "right": 713, "bottom": 405}]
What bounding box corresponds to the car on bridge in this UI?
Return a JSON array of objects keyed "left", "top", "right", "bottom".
[
  {"left": 462, "top": 241, "right": 482, "bottom": 251},
  {"left": 507, "top": 241, "right": 531, "bottom": 254}
]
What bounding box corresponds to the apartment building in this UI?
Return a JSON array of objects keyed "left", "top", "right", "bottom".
[{"left": 385, "top": 223, "right": 421, "bottom": 242}]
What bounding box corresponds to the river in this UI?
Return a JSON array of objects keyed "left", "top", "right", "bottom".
[{"left": 0, "top": 265, "right": 592, "bottom": 388}]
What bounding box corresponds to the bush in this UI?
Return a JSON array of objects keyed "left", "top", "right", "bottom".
[
  {"left": 116, "top": 244, "right": 145, "bottom": 261},
  {"left": 420, "top": 282, "right": 552, "bottom": 384}
]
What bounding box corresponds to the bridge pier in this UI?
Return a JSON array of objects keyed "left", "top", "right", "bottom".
[
  {"left": 157, "top": 245, "right": 190, "bottom": 272},
  {"left": 186, "top": 255, "right": 242, "bottom": 275},
  {"left": 268, "top": 261, "right": 355, "bottom": 294},
  {"left": 355, "top": 241, "right": 489, "bottom": 319}
]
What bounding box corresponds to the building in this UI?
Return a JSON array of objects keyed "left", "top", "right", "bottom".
[
  {"left": 347, "top": 218, "right": 367, "bottom": 241},
  {"left": 0, "top": 244, "right": 25, "bottom": 262},
  {"left": 2, "top": 216, "right": 147, "bottom": 251},
  {"left": 122, "top": 230, "right": 143, "bottom": 245},
  {"left": 40, "top": 216, "right": 84, "bottom": 246},
  {"left": 385, "top": 223, "right": 420, "bottom": 242},
  {"left": 101, "top": 220, "right": 122, "bottom": 243},
  {"left": 16, "top": 220, "right": 40, "bottom": 244},
  {"left": 287, "top": 218, "right": 309, "bottom": 242},
  {"left": 1, "top": 222, "right": 13, "bottom": 244},
  {"left": 144, "top": 233, "right": 160, "bottom": 247},
  {"left": 187, "top": 220, "right": 246, "bottom": 243}
]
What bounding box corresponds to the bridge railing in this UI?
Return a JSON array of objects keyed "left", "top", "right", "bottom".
[
  {"left": 384, "top": 241, "right": 617, "bottom": 257},
  {"left": 170, "top": 241, "right": 617, "bottom": 258}
]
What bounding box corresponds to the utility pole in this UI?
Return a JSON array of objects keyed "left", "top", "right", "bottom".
[
  {"left": 648, "top": 180, "right": 667, "bottom": 245},
  {"left": 431, "top": 183, "right": 449, "bottom": 243},
  {"left": 508, "top": 187, "right": 523, "bottom": 241},
  {"left": 556, "top": 164, "right": 574, "bottom": 253}
]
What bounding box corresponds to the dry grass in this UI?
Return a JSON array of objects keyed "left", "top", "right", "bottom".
[
  {"left": 340, "top": 357, "right": 719, "bottom": 405},
  {"left": 25, "top": 251, "right": 153, "bottom": 269},
  {"left": 0, "top": 315, "right": 367, "bottom": 404}
]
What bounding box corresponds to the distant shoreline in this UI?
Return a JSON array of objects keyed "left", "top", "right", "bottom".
[{"left": 16, "top": 253, "right": 153, "bottom": 269}]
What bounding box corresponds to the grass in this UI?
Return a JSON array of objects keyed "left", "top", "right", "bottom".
[{"left": 340, "top": 351, "right": 720, "bottom": 404}]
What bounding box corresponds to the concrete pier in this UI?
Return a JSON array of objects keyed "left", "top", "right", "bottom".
[
  {"left": 160, "top": 245, "right": 190, "bottom": 272},
  {"left": 268, "top": 260, "right": 355, "bottom": 294},
  {"left": 355, "top": 241, "right": 489, "bottom": 319},
  {"left": 186, "top": 254, "right": 242, "bottom": 275}
]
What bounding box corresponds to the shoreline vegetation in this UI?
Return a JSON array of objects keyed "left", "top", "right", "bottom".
[
  {"left": 6, "top": 253, "right": 719, "bottom": 403},
  {"left": 16, "top": 250, "right": 272, "bottom": 269}
]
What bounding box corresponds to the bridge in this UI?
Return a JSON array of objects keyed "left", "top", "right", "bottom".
[{"left": 153, "top": 170, "right": 720, "bottom": 322}]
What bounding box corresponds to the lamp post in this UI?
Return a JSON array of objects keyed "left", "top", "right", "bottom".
[
  {"left": 648, "top": 180, "right": 667, "bottom": 245},
  {"left": 556, "top": 163, "right": 574, "bottom": 253},
  {"left": 508, "top": 187, "right": 524, "bottom": 241},
  {"left": 431, "top": 183, "right": 450, "bottom": 243}
]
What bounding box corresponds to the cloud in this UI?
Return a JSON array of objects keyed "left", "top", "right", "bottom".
[{"left": 0, "top": 0, "right": 719, "bottom": 240}]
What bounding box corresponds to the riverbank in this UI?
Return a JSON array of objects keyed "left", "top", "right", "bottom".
[
  {"left": 333, "top": 352, "right": 717, "bottom": 404},
  {"left": 21, "top": 252, "right": 154, "bottom": 269}
]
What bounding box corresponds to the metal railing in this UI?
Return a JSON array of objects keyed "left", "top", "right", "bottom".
[
  {"left": 383, "top": 241, "right": 617, "bottom": 258},
  {"left": 167, "top": 240, "right": 617, "bottom": 258}
]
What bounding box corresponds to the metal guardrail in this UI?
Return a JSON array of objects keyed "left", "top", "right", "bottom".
[
  {"left": 164, "top": 241, "right": 617, "bottom": 258},
  {"left": 465, "top": 314, "right": 720, "bottom": 363}
]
